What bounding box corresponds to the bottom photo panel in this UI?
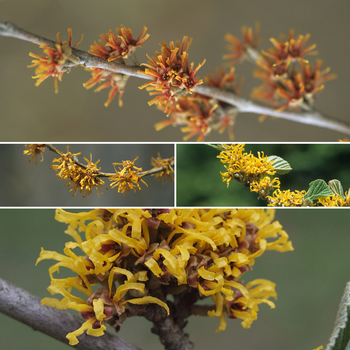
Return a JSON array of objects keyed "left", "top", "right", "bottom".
[{"left": 1, "top": 208, "right": 348, "bottom": 350}]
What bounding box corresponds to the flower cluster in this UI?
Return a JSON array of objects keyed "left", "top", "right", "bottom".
[
  {"left": 36, "top": 208, "right": 293, "bottom": 345},
  {"left": 250, "top": 30, "right": 336, "bottom": 111},
  {"left": 23, "top": 144, "right": 46, "bottom": 164},
  {"left": 155, "top": 67, "right": 242, "bottom": 141},
  {"left": 84, "top": 25, "right": 149, "bottom": 107},
  {"left": 218, "top": 144, "right": 276, "bottom": 190},
  {"left": 84, "top": 68, "right": 129, "bottom": 107},
  {"left": 139, "top": 36, "right": 205, "bottom": 113},
  {"left": 217, "top": 144, "right": 310, "bottom": 206},
  {"left": 216, "top": 144, "right": 350, "bottom": 207},
  {"left": 51, "top": 147, "right": 105, "bottom": 197},
  {"left": 266, "top": 189, "right": 307, "bottom": 207},
  {"left": 24, "top": 144, "right": 174, "bottom": 197},
  {"left": 317, "top": 191, "right": 350, "bottom": 207},
  {"left": 28, "top": 29, "right": 83, "bottom": 93},
  {"left": 223, "top": 22, "right": 261, "bottom": 65},
  {"left": 150, "top": 153, "right": 174, "bottom": 184},
  {"left": 109, "top": 156, "right": 148, "bottom": 194}
]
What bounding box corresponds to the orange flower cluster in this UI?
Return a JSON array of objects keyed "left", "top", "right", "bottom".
[
  {"left": 84, "top": 26, "right": 149, "bottom": 106},
  {"left": 223, "top": 23, "right": 261, "bottom": 65},
  {"left": 139, "top": 36, "right": 205, "bottom": 113},
  {"left": 250, "top": 30, "right": 336, "bottom": 111},
  {"left": 28, "top": 29, "right": 83, "bottom": 93},
  {"left": 156, "top": 67, "right": 242, "bottom": 141}
]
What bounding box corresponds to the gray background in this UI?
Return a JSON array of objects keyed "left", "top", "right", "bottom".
[
  {"left": 0, "top": 209, "right": 349, "bottom": 350},
  {"left": 0, "top": 144, "right": 174, "bottom": 206},
  {"left": 1, "top": 0, "right": 350, "bottom": 142}
]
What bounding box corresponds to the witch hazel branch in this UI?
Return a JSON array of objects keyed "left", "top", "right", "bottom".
[{"left": 1, "top": 21, "right": 348, "bottom": 141}]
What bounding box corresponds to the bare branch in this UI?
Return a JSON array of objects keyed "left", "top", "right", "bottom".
[
  {"left": 0, "top": 278, "right": 140, "bottom": 350},
  {"left": 2, "top": 21, "right": 350, "bottom": 136}
]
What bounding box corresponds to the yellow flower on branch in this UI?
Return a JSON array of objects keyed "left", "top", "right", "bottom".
[
  {"left": 150, "top": 153, "right": 174, "bottom": 184},
  {"left": 23, "top": 144, "right": 46, "bottom": 164},
  {"left": 37, "top": 208, "right": 293, "bottom": 344},
  {"left": 218, "top": 144, "right": 275, "bottom": 188},
  {"left": 51, "top": 147, "right": 105, "bottom": 197},
  {"left": 267, "top": 189, "right": 307, "bottom": 207},
  {"left": 109, "top": 156, "right": 148, "bottom": 194}
]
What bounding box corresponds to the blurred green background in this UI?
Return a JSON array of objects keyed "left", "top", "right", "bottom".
[
  {"left": 0, "top": 144, "right": 174, "bottom": 206},
  {"left": 1, "top": 0, "right": 350, "bottom": 142},
  {"left": 177, "top": 143, "right": 350, "bottom": 206},
  {"left": 1, "top": 209, "right": 349, "bottom": 350}
]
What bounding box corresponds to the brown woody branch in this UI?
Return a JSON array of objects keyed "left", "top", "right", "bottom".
[
  {"left": 0, "top": 277, "right": 140, "bottom": 350},
  {"left": 2, "top": 21, "right": 350, "bottom": 136}
]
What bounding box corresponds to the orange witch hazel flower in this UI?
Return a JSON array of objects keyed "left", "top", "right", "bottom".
[
  {"left": 107, "top": 25, "right": 149, "bottom": 62},
  {"left": 83, "top": 69, "right": 129, "bottom": 107},
  {"left": 84, "top": 25, "right": 149, "bottom": 107},
  {"left": 139, "top": 36, "right": 206, "bottom": 113},
  {"left": 155, "top": 68, "right": 240, "bottom": 141},
  {"left": 28, "top": 28, "right": 83, "bottom": 93},
  {"left": 223, "top": 23, "right": 261, "bottom": 65},
  {"left": 262, "top": 29, "right": 317, "bottom": 65}
]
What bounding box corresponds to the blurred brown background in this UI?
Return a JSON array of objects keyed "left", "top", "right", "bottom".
[{"left": 1, "top": 0, "right": 350, "bottom": 142}]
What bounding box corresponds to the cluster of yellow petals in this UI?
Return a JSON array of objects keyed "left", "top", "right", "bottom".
[
  {"left": 23, "top": 144, "right": 46, "bottom": 164},
  {"left": 150, "top": 153, "right": 175, "bottom": 184},
  {"left": 51, "top": 147, "right": 105, "bottom": 197},
  {"left": 37, "top": 208, "right": 292, "bottom": 345},
  {"left": 217, "top": 144, "right": 276, "bottom": 188},
  {"left": 266, "top": 189, "right": 307, "bottom": 207},
  {"left": 109, "top": 156, "right": 148, "bottom": 194},
  {"left": 317, "top": 191, "right": 350, "bottom": 207}
]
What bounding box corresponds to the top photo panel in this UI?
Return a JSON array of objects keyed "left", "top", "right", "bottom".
[{"left": 1, "top": 0, "right": 350, "bottom": 142}]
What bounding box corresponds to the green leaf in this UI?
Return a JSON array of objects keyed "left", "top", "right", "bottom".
[
  {"left": 328, "top": 179, "right": 346, "bottom": 200},
  {"left": 325, "top": 282, "right": 350, "bottom": 350},
  {"left": 304, "top": 179, "right": 334, "bottom": 201},
  {"left": 268, "top": 155, "right": 292, "bottom": 175},
  {"left": 207, "top": 144, "right": 222, "bottom": 150}
]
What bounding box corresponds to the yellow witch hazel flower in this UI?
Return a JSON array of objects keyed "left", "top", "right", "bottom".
[{"left": 37, "top": 208, "right": 292, "bottom": 345}]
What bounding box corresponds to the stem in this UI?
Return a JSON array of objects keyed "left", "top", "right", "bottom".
[
  {"left": 44, "top": 143, "right": 174, "bottom": 178},
  {"left": 2, "top": 21, "right": 350, "bottom": 136},
  {"left": 0, "top": 277, "right": 140, "bottom": 350},
  {"left": 127, "top": 303, "right": 194, "bottom": 350}
]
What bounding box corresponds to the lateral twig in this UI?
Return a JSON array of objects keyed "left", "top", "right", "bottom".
[{"left": 0, "top": 277, "right": 140, "bottom": 350}]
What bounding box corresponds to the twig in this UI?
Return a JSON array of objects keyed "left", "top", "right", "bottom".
[
  {"left": 127, "top": 303, "right": 194, "bottom": 350},
  {"left": 2, "top": 21, "right": 350, "bottom": 136},
  {"left": 44, "top": 143, "right": 174, "bottom": 177},
  {"left": 0, "top": 277, "right": 140, "bottom": 350}
]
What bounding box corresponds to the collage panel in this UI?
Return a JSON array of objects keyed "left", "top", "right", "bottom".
[
  {"left": 1, "top": 1, "right": 350, "bottom": 350},
  {"left": 176, "top": 143, "right": 350, "bottom": 207},
  {"left": 1, "top": 208, "right": 350, "bottom": 350},
  {"left": 0, "top": 143, "right": 175, "bottom": 207},
  {"left": 1, "top": 1, "right": 350, "bottom": 143}
]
